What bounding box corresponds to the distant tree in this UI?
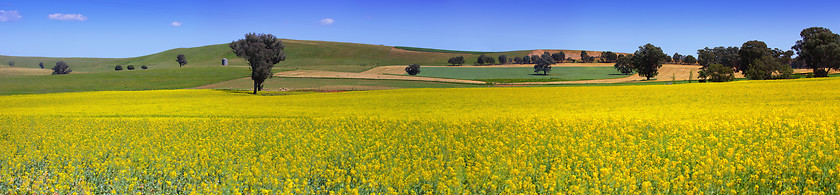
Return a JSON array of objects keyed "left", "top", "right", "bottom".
[
  {"left": 614, "top": 54, "right": 634, "bottom": 75},
  {"left": 405, "top": 64, "right": 421, "bottom": 75},
  {"left": 498, "top": 55, "right": 507, "bottom": 65},
  {"left": 699, "top": 63, "right": 735, "bottom": 82},
  {"left": 7, "top": 61, "right": 13, "bottom": 67},
  {"left": 51, "top": 61, "right": 72, "bottom": 75},
  {"left": 522, "top": 56, "right": 532, "bottom": 64},
  {"left": 115, "top": 65, "right": 123, "bottom": 71},
  {"left": 683, "top": 55, "right": 697, "bottom": 64},
  {"left": 533, "top": 55, "right": 553, "bottom": 75},
  {"left": 486, "top": 57, "right": 496, "bottom": 65},
  {"left": 580, "top": 51, "right": 591, "bottom": 63},
  {"left": 141, "top": 65, "right": 148, "bottom": 70},
  {"left": 230, "top": 33, "right": 287, "bottom": 94},
  {"left": 631, "top": 44, "right": 667, "bottom": 80},
  {"left": 664, "top": 55, "right": 672, "bottom": 63},
  {"left": 39, "top": 62, "right": 44, "bottom": 69},
  {"left": 566, "top": 57, "right": 575, "bottom": 63},
  {"left": 476, "top": 54, "right": 487, "bottom": 65},
  {"left": 672, "top": 53, "right": 682, "bottom": 64},
  {"left": 127, "top": 65, "right": 135, "bottom": 70},
  {"left": 552, "top": 52, "right": 566, "bottom": 63},
  {"left": 513, "top": 56, "right": 522, "bottom": 64},
  {"left": 176, "top": 54, "right": 188, "bottom": 67},
  {"left": 792, "top": 27, "right": 840, "bottom": 77},
  {"left": 531, "top": 55, "right": 540, "bottom": 64},
  {"left": 599, "top": 51, "right": 618, "bottom": 63},
  {"left": 448, "top": 56, "right": 465, "bottom": 66}
]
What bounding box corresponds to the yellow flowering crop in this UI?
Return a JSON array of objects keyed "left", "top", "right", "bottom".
[{"left": 1, "top": 78, "right": 839, "bottom": 194}]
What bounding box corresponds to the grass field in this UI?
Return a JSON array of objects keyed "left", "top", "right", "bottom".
[
  {"left": 412, "top": 66, "right": 628, "bottom": 82},
  {"left": 1, "top": 77, "right": 839, "bottom": 194},
  {"left": 0, "top": 67, "right": 250, "bottom": 95},
  {"left": 393, "top": 46, "right": 494, "bottom": 54},
  {"left": 0, "top": 39, "right": 536, "bottom": 73}
]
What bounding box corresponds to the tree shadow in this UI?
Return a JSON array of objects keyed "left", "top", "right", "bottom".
[{"left": 529, "top": 74, "right": 551, "bottom": 76}]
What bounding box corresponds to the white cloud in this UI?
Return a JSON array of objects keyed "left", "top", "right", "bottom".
[
  {"left": 170, "top": 21, "right": 182, "bottom": 27},
  {"left": 320, "top": 18, "right": 334, "bottom": 25},
  {"left": 48, "top": 13, "right": 87, "bottom": 21},
  {"left": 0, "top": 10, "right": 22, "bottom": 22}
]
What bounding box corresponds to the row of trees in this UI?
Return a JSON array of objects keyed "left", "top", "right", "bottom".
[
  {"left": 666, "top": 53, "right": 697, "bottom": 64},
  {"left": 115, "top": 65, "right": 149, "bottom": 71},
  {"left": 447, "top": 50, "right": 627, "bottom": 66},
  {"left": 618, "top": 27, "right": 840, "bottom": 83}
]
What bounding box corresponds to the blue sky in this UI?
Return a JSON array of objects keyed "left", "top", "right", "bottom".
[{"left": 1, "top": 0, "right": 839, "bottom": 58}]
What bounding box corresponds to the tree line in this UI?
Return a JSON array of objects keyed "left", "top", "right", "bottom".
[{"left": 613, "top": 27, "right": 840, "bottom": 82}]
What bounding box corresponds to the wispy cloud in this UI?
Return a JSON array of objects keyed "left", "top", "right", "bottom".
[
  {"left": 170, "top": 21, "right": 182, "bottom": 27},
  {"left": 320, "top": 18, "right": 334, "bottom": 25},
  {"left": 0, "top": 10, "right": 21, "bottom": 22},
  {"left": 48, "top": 13, "right": 87, "bottom": 21}
]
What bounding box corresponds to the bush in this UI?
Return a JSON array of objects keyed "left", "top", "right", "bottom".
[
  {"left": 127, "top": 65, "right": 135, "bottom": 70},
  {"left": 141, "top": 65, "right": 148, "bottom": 70},
  {"left": 405, "top": 64, "right": 420, "bottom": 75},
  {"left": 115, "top": 65, "right": 123, "bottom": 71}
]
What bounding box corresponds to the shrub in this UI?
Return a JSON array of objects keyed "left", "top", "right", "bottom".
[
  {"left": 115, "top": 65, "right": 123, "bottom": 71},
  {"left": 141, "top": 65, "right": 148, "bottom": 70},
  {"left": 127, "top": 65, "right": 135, "bottom": 70}
]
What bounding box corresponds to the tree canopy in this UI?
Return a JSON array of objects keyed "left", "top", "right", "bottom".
[
  {"left": 631, "top": 44, "right": 667, "bottom": 80},
  {"left": 405, "top": 64, "right": 421, "bottom": 75},
  {"left": 792, "top": 27, "right": 840, "bottom": 77},
  {"left": 230, "top": 33, "right": 286, "bottom": 94},
  {"left": 614, "top": 54, "right": 634, "bottom": 75},
  {"left": 176, "top": 54, "right": 188, "bottom": 67}
]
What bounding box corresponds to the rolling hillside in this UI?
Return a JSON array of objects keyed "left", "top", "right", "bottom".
[{"left": 1, "top": 39, "right": 605, "bottom": 73}]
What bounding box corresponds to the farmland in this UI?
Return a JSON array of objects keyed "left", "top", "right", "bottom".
[
  {"left": 412, "top": 66, "right": 627, "bottom": 82},
  {"left": 2, "top": 77, "right": 839, "bottom": 194}
]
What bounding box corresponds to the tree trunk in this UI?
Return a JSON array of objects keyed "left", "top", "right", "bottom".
[{"left": 253, "top": 82, "right": 259, "bottom": 94}]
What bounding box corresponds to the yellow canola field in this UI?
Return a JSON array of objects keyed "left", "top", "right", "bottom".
[{"left": 1, "top": 78, "right": 839, "bottom": 194}]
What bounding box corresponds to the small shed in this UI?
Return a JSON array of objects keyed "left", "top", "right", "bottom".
[{"left": 222, "top": 58, "right": 228, "bottom": 66}]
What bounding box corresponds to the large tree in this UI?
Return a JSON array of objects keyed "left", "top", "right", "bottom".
[
  {"left": 738, "top": 40, "right": 771, "bottom": 73},
  {"left": 176, "top": 54, "right": 188, "bottom": 67},
  {"left": 51, "top": 61, "right": 72, "bottom": 75},
  {"left": 631, "top": 44, "right": 667, "bottom": 80},
  {"left": 230, "top": 33, "right": 287, "bottom": 94},
  {"left": 533, "top": 55, "right": 553, "bottom": 75},
  {"left": 745, "top": 55, "right": 793, "bottom": 80},
  {"left": 699, "top": 63, "right": 736, "bottom": 82},
  {"left": 792, "top": 27, "right": 840, "bottom": 77},
  {"left": 614, "top": 54, "right": 634, "bottom": 75},
  {"left": 599, "top": 51, "right": 618, "bottom": 63}
]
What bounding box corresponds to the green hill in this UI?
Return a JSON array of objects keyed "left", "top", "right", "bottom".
[{"left": 1, "top": 39, "right": 536, "bottom": 73}]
